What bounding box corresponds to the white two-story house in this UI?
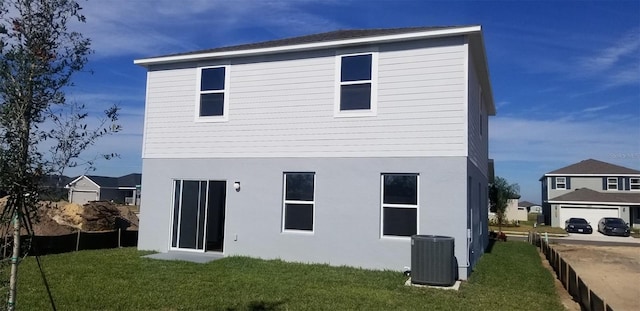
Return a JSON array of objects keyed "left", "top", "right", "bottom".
[
  {"left": 134, "top": 25, "right": 495, "bottom": 280},
  {"left": 541, "top": 159, "right": 640, "bottom": 228}
]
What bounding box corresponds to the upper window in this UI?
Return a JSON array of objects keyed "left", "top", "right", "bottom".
[
  {"left": 607, "top": 177, "right": 618, "bottom": 190},
  {"left": 381, "top": 174, "right": 418, "bottom": 237},
  {"left": 282, "top": 172, "right": 315, "bottom": 232},
  {"left": 335, "top": 52, "right": 377, "bottom": 116},
  {"left": 555, "top": 177, "right": 566, "bottom": 190},
  {"left": 630, "top": 178, "right": 640, "bottom": 190},
  {"left": 197, "top": 66, "right": 228, "bottom": 120}
]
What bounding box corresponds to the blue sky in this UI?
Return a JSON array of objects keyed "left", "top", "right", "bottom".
[{"left": 65, "top": 0, "right": 639, "bottom": 203}]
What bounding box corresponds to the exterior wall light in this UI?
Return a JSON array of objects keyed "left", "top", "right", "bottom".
[{"left": 233, "top": 182, "right": 241, "bottom": 192}]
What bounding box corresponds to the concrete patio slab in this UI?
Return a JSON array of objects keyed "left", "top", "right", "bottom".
[
  {"left": 404, "top": 279, "right": 461, "bottom": 291},
  {"left": 144, "top": 251, "right": 224, "bottom": 264}
]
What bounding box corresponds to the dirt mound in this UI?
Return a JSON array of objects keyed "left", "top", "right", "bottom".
[
  {"left": 80, "top": 201, "right": 125, "bottom": 231},
  {"left": 0, "top": 197, "right": 139, "bottom": 236},
  {"left": 32, "top": 202, "right": 78, "bottom": 236},
  {"left": 49, "top": 202, "right": 84, "bottom": 230}
]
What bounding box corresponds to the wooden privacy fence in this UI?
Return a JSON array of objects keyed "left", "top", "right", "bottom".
[
  {"left": 528, "top": 232, "right": 615, "bottom": 311},
  {"left": 2, "top": 230, "right": 138, "bottom": 257}
]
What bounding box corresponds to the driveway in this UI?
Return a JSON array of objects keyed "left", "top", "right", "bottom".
[{"left": 560, "top": 231, "right": 639, "bottom": 243}]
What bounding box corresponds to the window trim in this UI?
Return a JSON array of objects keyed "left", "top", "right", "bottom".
[
  {"left": 282, "top": 172, "right": 316, "bottom": 233},
  {"left": 607, "top": 177, "right": 618, "bottom": 190},
  {"left": 195, "top": 65, "right": 230, "bottom": 122},
  {"left": 334, "top": 51, "right": 378, "bottom": 117},
  {"left": 380, "top": 173, "right": 419, "bottom": 239},
  {"left": 630, "top": 177, "right": 640, "bottom": 191},
  {"left": 555, "top": 177, "right": 566, "bottom": 190}
]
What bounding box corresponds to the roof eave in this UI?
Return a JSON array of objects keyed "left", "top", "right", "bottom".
[
  {"left": 548, "top": 200, "right": 640, "bottom": 206},
  {"left": 65, "top": 175, "right": 101, "bottom": 189},
  {"left": 544, "top": 173, "right": 640, "bottom": 177},
  {"left": 467, "top": 30, "right": 496, "bottom": 116},
  {"left": 134, "top": 26, "right": 482, "bottom": 67}
]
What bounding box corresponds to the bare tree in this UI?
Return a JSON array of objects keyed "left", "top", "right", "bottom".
[
  {"left": 48, "top": 101, "right": 120, "bottom": 190},
  {"left": 0, "top": 1, "right": 118, "bottom": 309}
]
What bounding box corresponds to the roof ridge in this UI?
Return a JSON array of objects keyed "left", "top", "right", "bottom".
[
  {"left": 141, "top": 25, "right": 475, "bottom": 60},
  {"left": 544, "top": 158, "right": 640, "bottom": 175}
]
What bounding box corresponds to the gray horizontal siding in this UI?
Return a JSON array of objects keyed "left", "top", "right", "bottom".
[
  {"left": 70, "top": 176, "right": 99, "bottom": 191},
  {"left": 546, "top": 176, "right": 624, "bottom": 199},
  {"left": 143, "top": 36, "right": 467, "bottom": 159},
  {"left": 467, "top": 51, "right": 488, "bottom": 178}
]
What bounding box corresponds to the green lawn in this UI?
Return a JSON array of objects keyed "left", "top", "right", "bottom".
[{"left": 8, "top": 242, "right": 563, "bottom": 310}]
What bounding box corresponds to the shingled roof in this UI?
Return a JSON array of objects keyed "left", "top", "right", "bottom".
[
  {"left": 544, "top": 159, "right": 640, "bottom": 175},
  {"left": 116, "top": 173, "right": 142, "bottom": 188},
  {"left": 518, "top": 200, "right": 540, "bottom": 207},
  {"left": 549, "top": 188, "right": 640, "bottom": 205},
  {"left": 72, "top": 174, "right": 142, "bottom": 189},
  {"left": 149, "top": 26, "right": 463, "bottom": 59}
]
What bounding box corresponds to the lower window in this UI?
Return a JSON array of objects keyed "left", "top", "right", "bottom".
[
  {"left": 283, "top": 172, "right": 315, "bottom": 231},
  {"left": 382, "top": 173, "right": 418, "bottom": 237}
]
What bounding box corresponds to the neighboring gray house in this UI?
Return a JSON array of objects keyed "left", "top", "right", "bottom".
[
  {"left": 66, "top": 173, "right": 142, "bottom": 205},
  {"left": 134, "top": 25, "right": 495, "bottom": 280},
  {"left": 541, "top": 159, "right": 640, "bottom": 228}
]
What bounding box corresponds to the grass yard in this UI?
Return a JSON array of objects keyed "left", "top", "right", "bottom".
[{"left": 8, "top": 242, "right": 563, "bottom": 310}]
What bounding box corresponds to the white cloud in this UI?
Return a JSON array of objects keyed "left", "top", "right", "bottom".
[
  {"left": 489, "top": 116, "right": 639, "bottom": 164},
  {"left": 604, "top": 66, "right": 640, "bottom": 88},
  {"left": 511, "top": 27, "right": 640, "bottom": 90},
  {"left": 581, "top": 105, "right": 609, "bottom": 113},
  {"left": 580, "top": 29, "right": 640, "bottom": 73},
  {"left": 489, "top": 115, "right": 640, "bottom": 202},
  {"left": 77, "top": 0, "right": 345, "bottom": 58}
]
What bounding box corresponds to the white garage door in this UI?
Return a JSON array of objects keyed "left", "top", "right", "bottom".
[
  {"left": 71, "top": 190, "right": 98, "bottom": 205},
  {"left": 559, "top": 206, "right": 620, "bottom": 227}
]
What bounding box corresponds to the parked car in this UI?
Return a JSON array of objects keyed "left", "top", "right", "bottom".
[
  {"left": 564, "top": 218, "right": 592, "bottom": 234},
  {"left": 597, "top": 217, "right": 631, "bottom": 237}
]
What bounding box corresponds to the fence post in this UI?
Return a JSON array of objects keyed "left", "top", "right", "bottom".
[
  {"left": 118, "top": 228, "right": 121, "bottom": 248},
  {"left": 76, "top": 231, "right": 81, "bottom": 252}
]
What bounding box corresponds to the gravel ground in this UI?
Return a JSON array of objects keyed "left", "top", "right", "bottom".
[{"left": 552, "top": 244, "right": 640, "bottom": 311}]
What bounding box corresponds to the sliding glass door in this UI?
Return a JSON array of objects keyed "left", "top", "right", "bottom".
[{"left": 171, "top": 180, "right": 226, "bottom": 252}]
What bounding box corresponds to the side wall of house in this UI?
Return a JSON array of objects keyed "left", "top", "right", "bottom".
[
  {"left": 68, "top": 177, "right": 99, "bottom": 204},
  {"left": 546, "top": 176, "right": 640, "bottom": 199},
  {"left": 138, "top": 156, "right": 473, "bottom": 278},
  {"left": 142, "top": 36, "right": 468, "bottom": 159},
  {"left": 99, "top": 188, "right": 127, "bottom": 204},
  {"left": 541, "top": 178, "right": 549, "bottom": 224},
  {"left": 466, "top": 159, "right": 487, "bottom": 274},
  {"left": 69, "top": 177, "right": 99, "bottom": 192},
  {"left": 467, "top": 47, "right": 488, "bottom": 178},
  {"left": 503, "top": 199, "right": 527, "bottom": 222},
  {"left": 465, "top": 43, "right": 489, "bottom": 274}
]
